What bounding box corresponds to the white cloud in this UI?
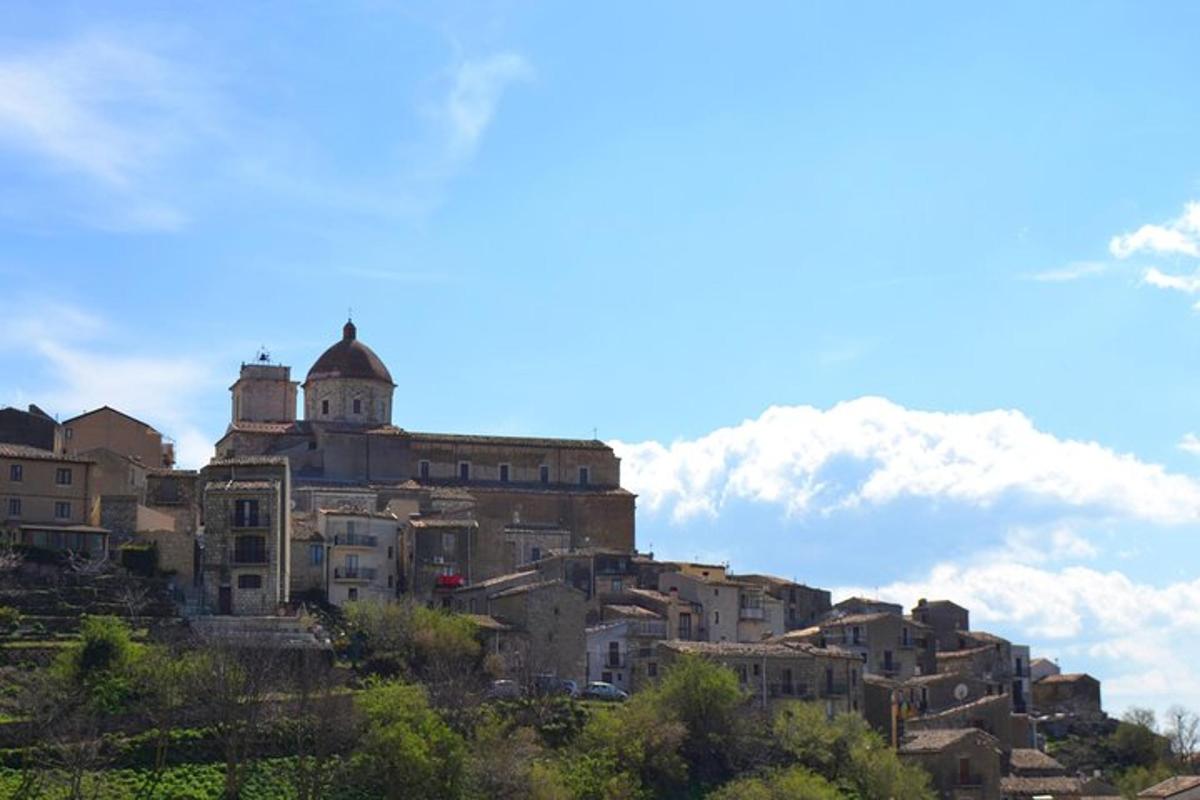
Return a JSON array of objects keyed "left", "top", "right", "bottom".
[
  {"left": 1179, "top": 433, "right": 1200, "bottom": 456},
  {"left": 613, "top": 397, "right": 1200, "bottom": 525},
  {"left": 440, "top": 52, "right": 532, "bottom": 162},
  {"left": 1027, "top": 261, "right": 1108, "bottom": 282},
  {"left": 0, "top": 32, "right": 221, "bottom": 230},
  {"left": 1110, "top": 202, "right": 1200, "bottom": 259}
]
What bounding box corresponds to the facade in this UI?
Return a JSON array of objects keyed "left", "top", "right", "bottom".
[
  {"left": 912, "top": 598, "right": 970, "bottom": 652},
  {"left": 1029, "top": 657, "right": 1060, "bottom": 683},
  {"left": 819, "top": 611, "right": 936, "bottom": 679},
  {"left": 655, "top": 639, "right": 865, "bottom": 714},
  {"left": 905, "top": 694, "right": 1015, "bottom": 754},
  {"left": 656, "top": 568, "right": 785, "bottom": 643},
  {"left": 1032, "top": 673, "right": 1102, "bottom": 718},
  {"left": 1010, "top": 644, "right": 1032, "bottom": 714},
  {"left": 484, "top": 579, "right": 588, "bottom": 683},
  {"left": 898, "top": 728, "right": 1002, "bottom": 800},
  {"left": 0, "top": 443, "right": 105, "bottom": 555},
  {"left": 830, "top": 596, "right": 904, "bottom": 618},
  {"left": 198, "top": 456, "right": 291, "bottom": 615},
  {"left": 321, "top": 509, "right": 399, "bottom": 605},
  {"left": 0, "top": 404, "right": 60, "bottom": 451},
  {"left": 63, "top": 406, "right": 174, "bottom": 468},
  {"left": 212, "top": 321, "right": 637, "bottom": 597},
  {"left": 732, "top": 573, "right": 832, "bottom": 630},
  {"left": 400, "top": 514, "right": 476, "bottom": 604}
]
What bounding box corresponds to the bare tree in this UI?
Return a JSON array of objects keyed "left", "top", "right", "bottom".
[
  {"left": 1167, "top": 705, "right": 1200, "bottom": 772},
  {"left": 65, "top": 549, "right": 111, "bottom": 578},
  {"left": 287, "top": 651, "right": 357, "bottom": 800},
  {"left": 190, "top": 634, "right": 287, "bottom": 800},
  {"left": 1124, "top": 706, "right": 1158, "bottom": 732},
  {"left": 118, "top": 582, "right": 151, "bottom": 621}
]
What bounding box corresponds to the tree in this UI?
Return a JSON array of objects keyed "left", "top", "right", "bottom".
[
  {"left": 52, "top": 615, "right": 140, "bottom": 714},
  {"left": 285, "top": 650, "right": 357, "bottom": 800},
  {"left": 706, "top": 766, "right": 841, "bottom": 800},
  {"left": 1166, "top": 705, "right": 1200, "bottom": 771},
  {"left": 465, "top": 711, "right": 548, "bottom": 799},
  {"left": 352, "top": 679, "right": 468, "bottom": 800},
  {"left": 1124, "top": 707, "right": 1158, "bottom": 732}
]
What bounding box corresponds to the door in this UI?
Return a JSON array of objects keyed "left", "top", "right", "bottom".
[{"left": 218, "top": 586, "right": 233, "bottom": 615}]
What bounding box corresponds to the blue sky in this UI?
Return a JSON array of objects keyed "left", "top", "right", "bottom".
[{"left": 4, "top": 1, "right": 1200, "bottom": 716}]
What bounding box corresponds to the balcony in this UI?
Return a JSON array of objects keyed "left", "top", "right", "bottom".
[
  {"left": 739, "top": 606, "right": 766, "bottom": 620},
  {"left": 334, "top": 566, "right": 378, "bottom": 581},
  {"left": 629, "top": 620, "right": 667, "bottom": 639},
  {"left": 334, "top": 533, "right": 378, "bottom": 548},
  {"left": 604, "top": 656, "right": 626, "bottom": 669},
  {"left": 232, "top": 514, "right": 271, "bottom": 529},
  {"left": 435, "top": 574, "right": 464, "bottom": 590}
]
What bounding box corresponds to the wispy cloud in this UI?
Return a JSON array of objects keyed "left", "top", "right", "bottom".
[
  {"left": 439, "top": 52, "right": 532, "bottom": 163},
  {"left": 0, "top": 298, "right": 221, "bottom": 468},
  {"left": 0, "top": 32, "right": 222, "bottom": 231},
  {"left": 1026, "top": 261, "right": 1108, "bottom": 283},
  {"left": 1179, "top": 433, "right": 1200, "bottom": 456}
]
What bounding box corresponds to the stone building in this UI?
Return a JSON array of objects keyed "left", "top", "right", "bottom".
[
  {"left": 0, "top": 443, "right": 106, "bottom": 556},
  {"left": 655, "top": 639, "right": 865, "bottom": 715},
  {"left": 1032, "top": 673, "right": 1102, "bottom": 718},
  {"left": 912, "top": 598, "right": 970, "bottom": 652},
  {"left": 898, "top": 728, "right": 1003, "bottom": 800},
  {"left": 587, "top": 604, "right": 669, "bottom": 691},
  {"left": 211, "top": 321, "right": 636, "bottom": 598},
  {"left": 484, "top": 579, "right": 588, "bottom": 683},
  {"left": 199, "top": 456, "right": 291, "bottom": 615},
  {"left": 400, "top": 514, "right": 476, "bottom": 604},
  {"left": 819, "top": 611, "right": 935, "bottom": 679},
  {"left": 732, "top": 573, "right": 832, "bottom": 630},
  {"left": 656, "top": 566, "right": 785, "bottom": 643},
  {"left": 905, "top": 694, "right": 1015, "bottom": 754},
  {"left": 1137, "top": 776, "right": 1200, "bottom": 799}
]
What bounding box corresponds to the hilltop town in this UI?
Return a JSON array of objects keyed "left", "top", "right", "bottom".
[{"left": 1, "top": 322, "right": 1194, "bottom": 800}]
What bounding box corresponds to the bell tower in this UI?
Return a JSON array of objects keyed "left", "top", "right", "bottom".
[{"left": 231, "top": 349, "right": 298, "bottom": 424}]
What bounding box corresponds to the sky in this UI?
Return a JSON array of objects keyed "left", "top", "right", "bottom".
[{"left": 2, "top": 1, "right": 1200, "bottom": 717}]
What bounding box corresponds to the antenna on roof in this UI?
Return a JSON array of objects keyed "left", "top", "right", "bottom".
[{"left": 348, "top": 306, "right": 353, "bottom": 321}]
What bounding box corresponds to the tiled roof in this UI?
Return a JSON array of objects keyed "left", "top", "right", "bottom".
[
  {"left": 464, "top": 614, "right": 513, "bottom": 632},
  {"left": 899, "top": 728, "right": 993, "bottom": 753},
  {"left": 787, "top": 642, "right": 862, "bottom": 661},
  {"left": 603, "top": 604, "right": 663, "bottom": 620},
  {"left": 936, "top": 645, "right": 993, "bottom": 660},
  {"left": 1000, "top": 776, "right": 1085, "bottom": 796},
  {"left": 399, "top": 429, "right": 611, "bottom": 450},
  {"left": 208, "top": 455, "right": 289, "bottom": 467},
  {"left": 306, "top": 321, "right": 394, "bottom": 385},
  {"left": 960, "top": 630, "right": 1010, "bottom": 645},
  {"left": 0, "top": 443, "right": 92, "bottom": 463},
  {"left": 913, "top": 693, "right": 1008, "bottom": 720},
  {"left": 1037, "top": 672, "right": 1096, "bottom": 684},
  {"left": 457, "top": 570, "right": 539, "bottom": 591},
  {"left": 823, "top": 611, "right": 897, "bottom": 626},
  {"left": 227, "top": 422, "right": 298, "bottom": 434},
  {"left": 625, "top": 587, "right": 673, "bottom": 602},
  {"left": 62, "top": 405, "right": 160, "bottom": 433},
  {"left": 1137, "top": 775, "right": 1200, "bottom": 797},
  {"left": 18, "top": 523, "right": 109, "bottom": 534},
  {"left": 658, "top": 640, "right": 805, "bottom": 658},
  {"left": 1009, "top": 748, "right": 1065, "bottom": 772},
  {"left": 407, "top": 517, "right": 477, "bottom": 528},
  {"left": 205, "top": 480, "right": 278, "bottom": 491},
  {"left": 489, "top": 580, "right": 568, "bottom": 600}
]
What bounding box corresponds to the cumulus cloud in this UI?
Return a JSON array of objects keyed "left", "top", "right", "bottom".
[
  {"left": 612, "top": 397, "right": 1200, "bottom": 525},
  {"left": 1110, "top": 201, "right": 1200, "bottom": 259}
]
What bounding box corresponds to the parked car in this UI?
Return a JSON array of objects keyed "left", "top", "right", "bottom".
[
  {"left": 582, "top": 681, "right": 628, "bottom": 702},
  {"left": 533, "top": 674, "right": 580, "bottom": 697},
  {"left": 485, "top": 679, "right": 522, "bottom": 700}
]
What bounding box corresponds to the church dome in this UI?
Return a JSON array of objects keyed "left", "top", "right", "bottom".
[{"left": 305, "top": 321, "right": 394, "bottom": 386}]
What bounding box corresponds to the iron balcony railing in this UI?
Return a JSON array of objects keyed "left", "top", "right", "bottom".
[
  {"left": 334, "top": 533, "right": 378, "bottom": 547},
  {"left": 232, "top": 514, "right": 271, "bottom": 529},
  {"left": 334, "top": 566, "right": 378, "bottom": 581}
]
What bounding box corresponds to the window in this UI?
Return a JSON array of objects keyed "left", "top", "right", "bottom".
[
  {"left": 65, "top": 428, "right": 73, "bottom": 440},
  {"left": 539, "top": 464, "right": 549, "bottom": 484},
  {"left": 608, "top": 641, "right": 620, "bottom": 667},
  {"left": 7, "top": 498, "right": 20, "bottom": 517},
  {"left": 647, "top": 662, "right": 658, "bottom": 678},
  {"left": 458, "top": 461, "right": 470, "bottom": 481},
  {"left": 54, "top": 501, "right": 71, "bottom": 519},
  {"left": 387, "top": 546, "right": 393, "bottom": 559},
  {"left": 419, "top": 460, "right": 430, "bottom": 480},
  {"left": 611, "top": 577, "right": 623, "bottom": 592},
  {"left": 237, "top": 573, "right": 263, "bottom": 589},
  {"left": 235, "top": 535, "right": 268, "bottom": 563},
  {"left": 321, "top": 399, "right": 329, "bottom": 415},
  {"left": 902, "top": 626, "right": 910, "bottom": 646},
  {"left": 348, "top": 587, "right": 358, "bottom": 601},
  {"left": 578, "top": 466, "right": 590, "bottom": 485},
  {"left": 9, "top": 464, "right": 22, "bottom": 482},
  {"left": 752, "top": 663, "right": 760, "bottom": 676},
  {"left": 353, "top": 398, "right": 362, "bottom": 414},
  {"left": 442, "top": 533, "right": 455, "bottom": 553},
  {"left": 55, "top": 468, "right": 72, "bottom": 486},
  {"left": 387, "top": 574, "right": 393, "bottom": 588},
  {"left": 309, "top": 544, "right": 324, "bottom": 566},
  {"left": 713, "top": 611, "right": 720, "bottom": 624},
  {"left": 678, "top": 612, "right": 692, "bottom": 640},
  {"left": 958, "top": 758, "right": 971, "bottom": 785},
  {"left": 499, "top": 463, "right": 510, "bottom": 482},
  {"left": 851, "top": 626, "right": 861, "bottom": 644},
  {"left": 234, "top": 499, "right": 260, "bottom": 527},
  {"left": 782, "top": 668, "right": 794, "bottom": 694},
  {"left": 530, "top": 546, "right": 541, "bottom": 562}
]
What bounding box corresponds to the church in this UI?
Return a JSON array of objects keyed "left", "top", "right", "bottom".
[{"left": 198, "top": 321, "right": 635, "bottom": 615}]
